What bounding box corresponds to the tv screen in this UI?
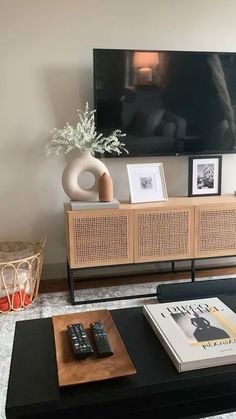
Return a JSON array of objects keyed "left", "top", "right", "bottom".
[{"left": 93, "top": 48, "right": 236, "bottom": 157}]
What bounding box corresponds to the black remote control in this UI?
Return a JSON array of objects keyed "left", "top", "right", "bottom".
[
  {"left": 90, "top": 321, "right": 113, "bottom": 358},
  {"left": 67, "top": 323, "right": 93, "bottom": 359}
]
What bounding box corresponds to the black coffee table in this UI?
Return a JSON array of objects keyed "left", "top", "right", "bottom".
[{"left": 6, "top": 296, "right": 236, "bottom": 418}]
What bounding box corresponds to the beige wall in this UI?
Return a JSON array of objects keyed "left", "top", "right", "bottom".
[{"left": 1, "top": 0, "right": 236, "bottom": 276}]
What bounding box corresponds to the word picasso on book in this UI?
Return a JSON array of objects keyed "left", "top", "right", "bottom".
[{"left": 143, "top": 297, "right": 236, "bottom": 372}]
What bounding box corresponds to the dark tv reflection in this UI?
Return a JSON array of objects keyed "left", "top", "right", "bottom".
[{"left": 94, "top": 49, "right": 236, "bottom": 156}]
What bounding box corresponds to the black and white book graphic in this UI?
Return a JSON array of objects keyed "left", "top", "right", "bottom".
[{"left": 171, "top": 310, "right": 231, "bottom": 343}]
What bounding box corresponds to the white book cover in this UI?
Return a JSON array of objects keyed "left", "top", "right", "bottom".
[{"left": 143, "top": 298, "right": 236, "bottom": 372}]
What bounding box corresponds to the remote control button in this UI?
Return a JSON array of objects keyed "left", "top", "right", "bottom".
[
  {"left": 90, "top": 321, "right": 113, "bottom": 358},
  {"left": 67, "top": 323, "right": 93, "bottom": 359}
]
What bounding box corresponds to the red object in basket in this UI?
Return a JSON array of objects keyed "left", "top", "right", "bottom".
[{"left": 0, "top": 290, "right": 30, "bottom": 312}]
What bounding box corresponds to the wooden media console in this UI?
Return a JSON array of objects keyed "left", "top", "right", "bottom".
[{"left": 65, "top": 195, "right": 236, "bottom": 304}]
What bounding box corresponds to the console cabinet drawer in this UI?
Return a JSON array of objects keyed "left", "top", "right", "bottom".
[
  {"left": 195, "top": 203, "right": 236, "bottom": 258},
  {"left": 66, "top": 210, "right": 133, "bottom": 268},
  {"left": 133, "top": 207, "right": 194, "bottom": 263}
]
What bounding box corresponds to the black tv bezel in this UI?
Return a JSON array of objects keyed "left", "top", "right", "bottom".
[{"left": 93, "top": 47, "right": 236, "bottom": 158}]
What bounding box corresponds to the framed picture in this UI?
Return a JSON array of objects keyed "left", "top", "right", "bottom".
[
  {"left": 127, "top": 163, "right": 168, "bottom": 203},
  {"left": 188, "top": 155, "right": 222, "bottom": 197}
]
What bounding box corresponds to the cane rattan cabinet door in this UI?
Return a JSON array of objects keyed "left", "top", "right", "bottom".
[
  {"left": 134, "top": 206, "right": 194, "bottom": 263},
  {"left": 195, "top": 203, "right": 236, "bottom": 258},
  {"left": 66, "top": 209, "right": 133, "bottom": 268}
]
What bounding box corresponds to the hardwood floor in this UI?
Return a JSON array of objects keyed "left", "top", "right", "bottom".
[{"left": 39, "top": 265, "right": 236, "bottom": 294}]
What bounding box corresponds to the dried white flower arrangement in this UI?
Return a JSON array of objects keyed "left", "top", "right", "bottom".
[{"left": 45, "top": 102, "right": 128, "bottom": 156}]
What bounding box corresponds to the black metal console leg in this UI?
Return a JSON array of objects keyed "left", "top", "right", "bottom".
[
  {"left": 67, "top": 262, "right": 75, "bottom": 304},
  {"left": 171, "top": 261, "right": 175, "bottom": 273},
  {"left": 191, "top": 259, "right": 195, "bottom": 282},
  {"left": 66, "top": 261, "right": 71, "bottom": 290}
]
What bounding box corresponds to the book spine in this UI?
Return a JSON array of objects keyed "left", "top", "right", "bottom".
[
  {"left": 143, "top": 307, "right": 182, "bottom": 373},
  {"left": 70, "top": 203, "right": 119, "bottom": 210}
]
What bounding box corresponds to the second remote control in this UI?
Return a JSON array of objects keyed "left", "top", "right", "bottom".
[
  {"left": 90, "top": 321, "right": 113, "bottom": 358},
  {"left": 67, "top": 323, "right": 93, "bottom": 359}
]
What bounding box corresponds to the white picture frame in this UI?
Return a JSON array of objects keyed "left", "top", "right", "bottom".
[{"left": 127, "top": 163, "right": 168, "bottom": 204}]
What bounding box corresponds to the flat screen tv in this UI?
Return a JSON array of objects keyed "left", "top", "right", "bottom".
[{"left": 93, "top": 48, "right": 236, "bottom": 157}]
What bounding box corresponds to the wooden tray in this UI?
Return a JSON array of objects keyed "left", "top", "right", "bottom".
[{"left": 52, "top": 309, "right": 137, "bottom": 387}]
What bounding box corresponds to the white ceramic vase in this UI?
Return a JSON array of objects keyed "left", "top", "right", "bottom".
[{"left": 62, "top": 150, "right": 110, "bottom": 201}]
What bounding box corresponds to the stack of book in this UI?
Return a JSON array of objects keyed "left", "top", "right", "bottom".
[
  {"left": 70, "top": 199, "right": 120, "bottom": 210},
  {"left": 143, "top": 297, "right": 236, "bottom": 372}
]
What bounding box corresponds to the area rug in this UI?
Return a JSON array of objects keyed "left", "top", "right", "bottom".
[{"left": 1, "top": 276, "right": 236, "bottom": 419}]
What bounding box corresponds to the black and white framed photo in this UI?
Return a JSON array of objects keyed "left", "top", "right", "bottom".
[
  {"left": 188, "top": 156, "right": 222, "bottom": 197},
  {"left": 127, "top": 163, "right": 168, "bottom": 203}
]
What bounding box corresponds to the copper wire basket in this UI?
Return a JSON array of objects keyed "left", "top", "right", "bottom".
[{"left": 0, "top": 239, "right": 45, "bottom": 313}]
